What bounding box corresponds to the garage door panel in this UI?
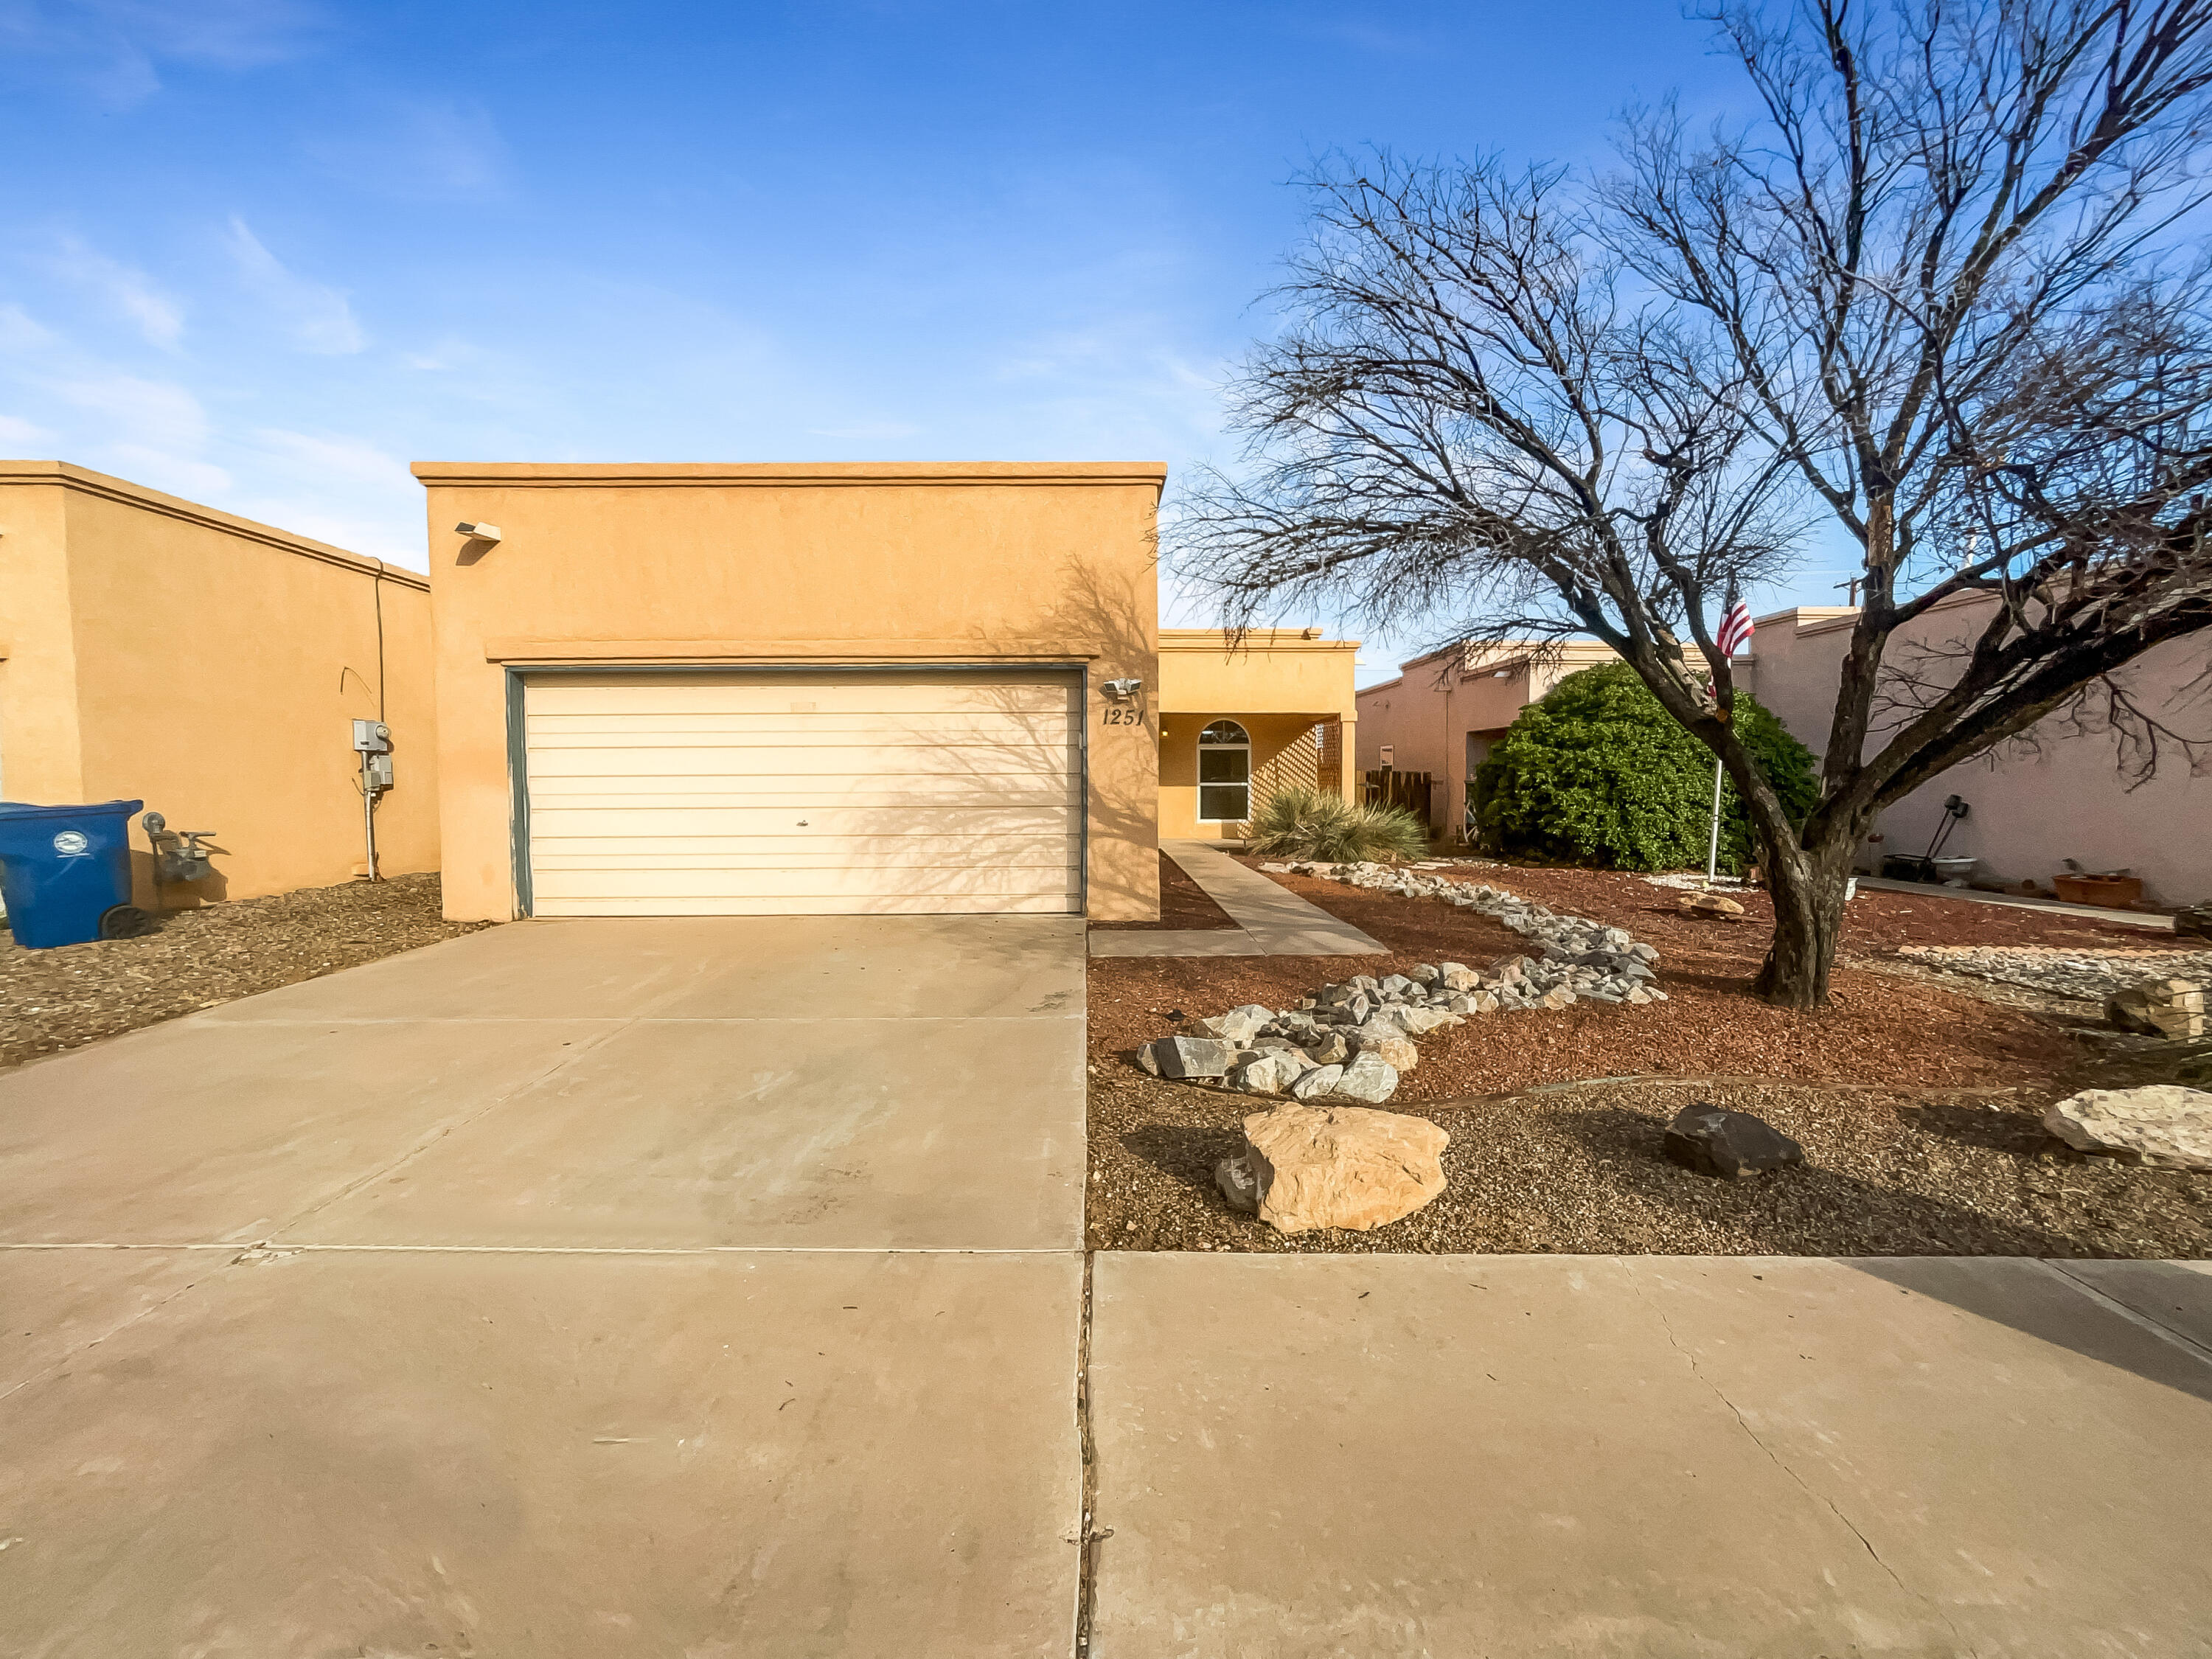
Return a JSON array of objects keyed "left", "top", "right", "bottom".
[
  {"left": 527, "top": 679, "right": 1076, "bottom": 716},
  {"left": 530, "top": 836, "right": 1084, "bottom": 870},
  {"left": 523, "top": 672, "right": 1084, "bottom": 917},
  {"left": 527, "top": 713, "right": 1077, "bottom": 742},
  {"left": 531, "top": 863, "right": 1083, "bottom": 901},
  {"left": 524, "top": 743, "right": 1081, "bottom": 781},
  {"left": 533, "top": 892, "right": 1081, "bottom": 917}
]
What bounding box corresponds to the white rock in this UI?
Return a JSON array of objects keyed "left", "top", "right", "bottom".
[
  {"left": 1330, "top": 1050, "right": 1401, "bottom": 1102},
  {"left": 2043, "top": 1086, "right": 2212, "bottom": 1169}
]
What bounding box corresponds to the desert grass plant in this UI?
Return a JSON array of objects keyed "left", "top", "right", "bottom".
[{"left": 1248, "top": 787, "right": 1430, "bottom": 863}]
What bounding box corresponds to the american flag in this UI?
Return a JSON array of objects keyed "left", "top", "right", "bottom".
[{"left": 1716, "top": 595, "right": 1756, "bottom": 657}]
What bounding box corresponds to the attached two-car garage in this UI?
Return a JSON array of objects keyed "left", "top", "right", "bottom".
[{"left": 519, "top": 669, "right": 1084, "bottom": 916}]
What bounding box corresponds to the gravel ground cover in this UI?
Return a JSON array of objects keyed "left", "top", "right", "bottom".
[
  {"left": 1086, "top": 859, "right": 2211, "bottom": 1256},
  {"left": 0, "top": 874, "right": 490, "bottom": 1073},
  {"left": 1085, "top": 1074, "right": 2211, "bottom": 1256},
  {"left": 1899, "top": 942, "right": 2212, "bottom": 1002},
  {"left": 1088, "top": 850, "right": 1237, "bottom": 931}
]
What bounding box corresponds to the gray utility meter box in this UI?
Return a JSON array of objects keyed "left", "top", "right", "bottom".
[{"left": 353, "top": 720, "right": 392, "bottom": 754}]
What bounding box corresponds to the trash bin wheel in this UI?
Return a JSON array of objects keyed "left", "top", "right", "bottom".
[{"left": 98, "top": 904, "right": 153, "bottom": 940}]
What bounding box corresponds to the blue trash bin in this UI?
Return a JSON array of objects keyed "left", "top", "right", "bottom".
[{"left": 0, "top": 799, "right": 146, "bottom": 949}]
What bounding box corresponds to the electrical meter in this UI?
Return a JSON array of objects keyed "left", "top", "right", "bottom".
[{"left": 352, "top": 720, "right": 392, "bottom": 754}]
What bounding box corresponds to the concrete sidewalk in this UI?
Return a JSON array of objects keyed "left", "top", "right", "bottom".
[
  {"left": 1088, "top": 841, "right": 1387, "bottom": 957},
  {"left": 1086, "top": 1253, "right": 2212, "bottom": 1657}
]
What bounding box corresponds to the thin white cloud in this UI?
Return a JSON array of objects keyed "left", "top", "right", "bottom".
[
  {"left": 46, "top": 370, "right": 209, "bottom": 452},
  {"left": 0, "top": 305, "right": 58, "bottom": 354},
  {"left": 89, "top": 0, "right": 330, "bottom": 69},
  {"left": 0, "top": 411, "right": 55, "bottom": 450},
  {"left": 4, "top": 0, "right": 330, "bottom": 108},
  {"left": 47, "top": 234, "right": 184, "bottom": 348},
  {"left": 310, "top": 100, "right": 509, "bottom": 201},
  {"left": 252, "top": 428, "right": 407, "bottom": 490},
  {"left": 223, "top": 217, "right": 366, "bottom": 354}
]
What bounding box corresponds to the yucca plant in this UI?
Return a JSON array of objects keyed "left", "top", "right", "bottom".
[{"left": 1248, "top": 787, "right": 1429, "bottom": 863}]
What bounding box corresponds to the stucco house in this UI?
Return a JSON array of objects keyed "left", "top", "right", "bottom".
[
  {"left": 0, "top": 462, "right": 439, "bottom": 907},
  {"left": 1355, "top": 640, "right": 1618, "bottom": 842},
  {"left": 1742, "top": 601, "right": 2212, "bottom": 905},
  {"left": 1155, "top": 627, "right": 1359, "bottom": 842},
  {"left": 416, "top": 462, "right": 1167, "bottom": 922}
]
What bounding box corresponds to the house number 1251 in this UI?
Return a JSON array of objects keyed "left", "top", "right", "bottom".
[{"left": 1100, "top": 706, "right": 1144, "bottom": 726}]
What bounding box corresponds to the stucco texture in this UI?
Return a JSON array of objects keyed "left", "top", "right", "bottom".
[
  {"left": 416, "top": 462, "right": 1164, "bottom": 922},
  {"left": 1155, "top": 630, "right": 1357, "bottom": 840},
  {"left": 0, "top": 464, "right": 437, "bottom": 907}
]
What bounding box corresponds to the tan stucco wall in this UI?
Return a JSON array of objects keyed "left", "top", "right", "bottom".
[
  {"left": 1154, "top": 630, "right": 1359, "bottom": 841},
  {"left": 415, "top": 461, "right": 1164, "bottom": 922},
  {"left": 0, "top": 480, "right": 83, "bottom": 802},
  {"left": 0, "top": 463, "right": 439, "bottom": 907},
  {"left": 1745, "top": 602, "right": 2212, "bottom": 905},
  {"left": 1158, "top": 713, "right": 1327, "bottom": 839},
  {"left": 1355, "top": 642, "right": 1617, "bottom": 839}
]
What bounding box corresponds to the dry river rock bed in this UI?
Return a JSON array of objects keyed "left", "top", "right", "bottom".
[
  {"left": 1085, "top": 859, "right": 2211, "bottom": 1255},
  {"left": 1086, "top": 1073, "right": 2212, "bottom": 1257},
  {"left": 0, "top": 874, "right": 490, "bottom": 1072}
]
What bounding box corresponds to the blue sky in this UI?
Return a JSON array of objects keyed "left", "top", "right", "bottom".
[{"left": 1, "top": 1, "right": 1855, "bottom": 681}]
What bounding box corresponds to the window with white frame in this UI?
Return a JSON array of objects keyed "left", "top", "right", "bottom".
[{"left": 1197, "top": 720, "right": 1251, "bottom": 821}]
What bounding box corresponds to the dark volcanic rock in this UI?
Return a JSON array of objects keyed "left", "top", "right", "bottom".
[{"left": 1663, "top": 1103, "right": 1806, "bottom": 1180}]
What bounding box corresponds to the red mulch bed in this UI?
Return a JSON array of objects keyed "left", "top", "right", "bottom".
[
  {"left": 1083, "top": 860, "right": 2211, "bottom": 1258},
  {"left": 1089, "top": 851, "right": 1237, "bottom": 931},
  {"left": 1087, "top": 860, "right": 2087, "bottom": 1098}
]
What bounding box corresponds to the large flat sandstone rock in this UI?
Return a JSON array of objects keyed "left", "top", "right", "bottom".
[{"left": 1217, "top": 1102, "right": 1447, "bottom": 1234}]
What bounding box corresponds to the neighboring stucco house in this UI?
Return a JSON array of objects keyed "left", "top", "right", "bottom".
[
  {"left": 0, "top": 462, "right": 439, "bottom": 907},
  {"left": 1156, "top": 627, "right": 1359, "bottom": 841},
  {"left": 1355, "top": 640, "right": 1618, "bottom": 842},
  {"left": 1742, "top": 601, "right": 2212, "bottom": 905},
  {"left": 415, "top": 461, "right": 1164, "bottom": 922}
]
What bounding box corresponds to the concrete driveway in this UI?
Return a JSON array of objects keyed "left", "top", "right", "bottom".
[
  {"left": 7, "top": 914, "right": 2212, "bottom": 1656},
  {"left": 0, "top": 915, "right": 1088, "bottom": 1657}
]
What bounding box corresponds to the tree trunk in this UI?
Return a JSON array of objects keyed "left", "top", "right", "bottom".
[{"left": 1753, "top": 834, "right": 1858, "bottom": 1010}]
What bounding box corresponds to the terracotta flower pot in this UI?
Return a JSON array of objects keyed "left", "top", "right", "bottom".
[{"left": 2053, "top": 874, "right": 2143, "bottom": 909}]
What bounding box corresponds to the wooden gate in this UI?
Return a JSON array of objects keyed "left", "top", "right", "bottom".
[{"left": 1362, "top": 768, "right": 1433, "bottom": 827}]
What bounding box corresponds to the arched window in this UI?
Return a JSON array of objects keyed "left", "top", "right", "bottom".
[{"left": 1197, "top": 720, "right": 1251, "bottom": 822}]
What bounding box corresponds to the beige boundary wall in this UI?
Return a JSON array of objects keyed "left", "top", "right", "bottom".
[
  {"left": 0, "top": 462, "right": 437, "bottom": 907},
  {"left": 414, "top": 461, "right": 1164, "bottom": 922},
  {"left": 1156, "top": 628, "right": 1360, "bottom": 841},
  {"left": 1356, "top": 641, "right": 1618, "bottom": 841},
  {"left": 1744, "top": 600, "right": 2212, "bottom": 906}
]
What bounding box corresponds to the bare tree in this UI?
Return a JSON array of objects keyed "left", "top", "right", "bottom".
[{"left": 1180, "top": 0, "right": 2212, "bottom": 1008}]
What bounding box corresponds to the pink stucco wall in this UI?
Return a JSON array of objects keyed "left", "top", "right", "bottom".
[
  {"left": 1742, "top": 602, "right": 2212, "bottom": 906},
  {"left": 1355, "top": 644, "right": 1617, "bottom": 841}
]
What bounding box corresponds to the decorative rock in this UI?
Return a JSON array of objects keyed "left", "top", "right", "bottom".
[
  {"left": 2042, "top": 1086, "right": 2212, "bottom": 1169},
  {"left": 1489, "top": 955, "right": 1530, "bottom": 983},
  {"left": 1150, "top": 1034, "right": 1237, "bottom": 1080},
  {"left": 1663, "top": 1104, "right": 1804, "bottom": 1180},
  {"left": 1409, "top": 964, "right": 1442, "bottom": 987},
  {"left": 1229, "top": 1051, "right": 1305, "bottom": 1096},
  {"left": 1677, "top": 891, "right": 1746, "bottom": 919},
  {"left": 2106, "top": 978, "right": 2208, "bottom": 1041},
  {"left": 1135, "top": 1043, "right": 1161, "bottom": 1076},
  {"left": 1437, "top": 962, "right": 1480, "bottom": 992},
  {"left": 1396, "top": 1006, "right": 1458, "bottom": 1035},
  {"left": 1329, "top": 1050, "right": 1402, "bottom": 1102},
  {"left": 1305, "top": 1032, "right": 1351, "bottom": 1066},
  {"left": 1289, "top": 1063, "right": 1344, "bottom": 1102},
  {"left": 1211, "top": 1004, "right": 1277, "bottom": 1044},
  {"left": 1225, "top": 1101, "right": 1448, "bottom": 1234},
  {"left": 1215, "top": 1151, "right": 1264, "bottom": 1211},
  {"left": 1379, "top": 973, "right": 1416, "bottom": 1000}
]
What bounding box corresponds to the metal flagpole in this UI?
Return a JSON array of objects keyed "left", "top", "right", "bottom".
[{"left": 1705, "top": 757, "right": 1723, "bottom": 882}]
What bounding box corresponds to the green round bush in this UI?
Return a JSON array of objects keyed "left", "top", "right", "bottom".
[{"left": 1470, "top": 663, "right": 1818, "bottom": 872}]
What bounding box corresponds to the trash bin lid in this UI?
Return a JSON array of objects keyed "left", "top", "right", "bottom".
[{"left": 0, "top": 799, "right": 145, "bottom": 821}]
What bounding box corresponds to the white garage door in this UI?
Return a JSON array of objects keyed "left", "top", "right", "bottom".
[{"left": 521, "top": 670, "right": 1084, "bottom": 916}]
